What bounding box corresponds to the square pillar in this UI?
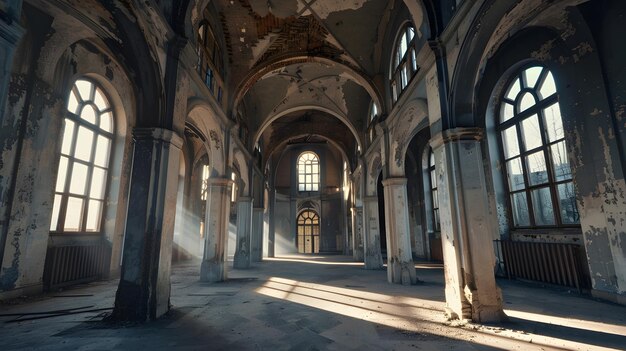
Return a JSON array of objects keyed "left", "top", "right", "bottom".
[
  {"left": 233, "top": 197, "right": 253, "bottom": 269},
  {"left": 112, "top": 128, "right": 182, "bottom": 321},
  {"left": 251, "top": 207, "right": 264, "bottom": 262},
  {"left": 267, "top": 188, "right": 276, "bottom": 257},
  {"left": 363, "top": 196, "right": 383, "bottom": 269},
  {"left": 351, "top": 207, "right": 364, "bottom": 261},
  {"left": 431, "top": 128, "right": 505, "bottom": 323},
  {"left": 200, "top": 178, "right": 233, "bottom": 282},
  {"left": 382, "top": 178, "right": 417, "bottom": 285}
]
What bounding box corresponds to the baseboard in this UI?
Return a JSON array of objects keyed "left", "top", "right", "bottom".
[
  {"left": 591, "top": 289, "right": 626, "bottom": 305},
  {"left": 0, "top": 283, "right": 44, "bottom": 301}
]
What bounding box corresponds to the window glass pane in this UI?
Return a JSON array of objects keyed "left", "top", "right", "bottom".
[
  {"left": 505, "top": 78, "right": 521, "bottom": 100},
  {"left": 523, "top": 66, "right": 543, "bottom": 89},
  {"left": 501, "top": 125, "right": 520, "bottom": 158},
  {"left": 407, "top": 26, "right": 414, "bottom": 41},
  {"left": 501, "top": 102, "right": 514, "bottom": 123},
  {"left": 299, "top": 184, "right": 305, "bottom": 191},
  {"left": 50, "top": 195, "right": 62, "bottom": 231},
  {"left": 557, "top": 182, "right": 579, "bottom": 224},
  {"left": 433, "top": 209, "right": 440, "bottom": 231},
  {"left": 430, "top": 170, "right": 437, "bottom": 188},
  {"left": 312, "top": 184, "right": 319, "bottom": 191},
  {"left": 312, "top": 164, "right": 319, "bottom": 174},
  {"left": 93, "top": 88, "right": 109, "bottom": 111},
  {"left": 56, "top": 156, "right": 69, "bottom": 192},
  {"left": 61, "top": 119, "right": 75, "bottom": 155},
  {"left": 539, "top": 71, "right": 557, "bottom": 99},
  {"left": 506, "top": 157, "right": 525, "bottom": 191},
  {"left": 86, "top": 200, "right": 103, "bottom": 232},
  {"left": 80, "top": 104, "right": 97, "bottom": 124},
  {"left": 519, "top": 92, "right": 536, "bottom": 113},
  {"left": 299, "top": 175, "right": 305, "bottom": 184},
  {"left": 75, "top": 80, "right": 93, "bottom": 101},
  {"left": 531, "top": 187, "right": 555, "bottom": 225},
  {"left": 312, "top": 174, "right": 319, "bottom": 184},
  {"left": 543, "top": 103, "right": 564, "bottom": 142},
  {"left": 521, "top": 115, "right": 542, "bottom": 151},
  {"left": 94, "top": 135, "right": 111, "bottom": 168},
  {"left": 100, "top": 112, "right": 113, "bottom": 133},
  {"left": 511, "top": 192, "right": 530, "bottom": 226},
  {"left": 526, "top": 151, "right": 548, "bottom": 186},
  {"left": 67, "top": 89, "right": 80, "bottom": 114},
  {"left": 69, "top": 162, "right": 89, "bottom": 195},
  {"left": 432, "top": 189, "right": 438, "bottom": 208},
  {"left": 551, "top": 141, "right": 572, "bottom": 181},
  {"left": 429, "top": 151, "right": 435, "bottom": 167},
  {"left": 411, "top": 49, "right": 417, "bottom": 72},
  {"left": 399, "top": 33, "right": 407, "bottom": 58},
  {"left": 90, "top": 167, "right": 107, "bottom": 200},
  {"left": 64, "top": 197, "right": 84, "bottom": 231},
  {"left": 74, "top": 126, "right": 94, "bottom": 162}
]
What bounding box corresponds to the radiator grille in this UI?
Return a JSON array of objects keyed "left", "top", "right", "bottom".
[
  {"left": 495, "top": 240, "right": 590, "bottom": 292},
  {"left": 43, "top": 244, "right": 111, "bottom": 290}
]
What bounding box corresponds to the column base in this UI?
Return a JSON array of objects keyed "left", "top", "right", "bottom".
[
  {"left": 233, "top": 252, "right": 251, "bottom": 269},
  {"left": 200, "top": 260, "right": 227, "bottom": 282},
  {"left": 388, "top": 258, "right": 417, "bottom": 285}
]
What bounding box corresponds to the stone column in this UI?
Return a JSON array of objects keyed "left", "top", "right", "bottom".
[
  {"left": 200, "top": 177, "right": 232, "bottom": 282},
  {"left": 251, "top": 207, "right": 264, "bottom": 262},
  {"left": 0, "top": 3, "right": 23, "bottom": 123},
  {"left": 112, "top": 128, "right": 182, "bottom": 321},
  {"left": 351, "top": 207, "right": 364, "bottom": 261},
  {"left": 233, "top": 197, "right": 253, "bottom": 269},
  {"left": 431, "top": 128, "right": 505, "bottom": 323},
  {"left": 267, "top": 188, "right": 276, "bottom": 257},
  {"left": 382, "top": 178, "right": 417, "bottom": 285},
  {"left": 363, "top": 196, "right": 383, "bottom": 269}
]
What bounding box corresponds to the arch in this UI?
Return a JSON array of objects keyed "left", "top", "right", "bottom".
[
  {"left": 233, "top": 56, "right": 383, "bottom": 116},
  {"left": 186, "top": 100, "right": 228, "bottom": 177},
  {"left": 365, "top": 151, "right": 383, "bottom": 197},
  {"left": 388, "top": 98, "right": 429, "bottom": 176},
  {"left": 253, "top": 105, "right": 363, "bottom": 152},
  {"left": 232, "top": 147, "right": 250, "bottom": 196}
]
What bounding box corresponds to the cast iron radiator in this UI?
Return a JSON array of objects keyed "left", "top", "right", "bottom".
[
  {"left": 494, "top": 240, "right": 590, "bottom": 292},
  {"left": 43, "top": 243, "right": 111, "bottom": 290}
]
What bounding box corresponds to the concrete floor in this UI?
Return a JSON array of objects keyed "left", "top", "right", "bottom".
[{"left": 1, "top": 255, "right": 625, "bottom": 351}]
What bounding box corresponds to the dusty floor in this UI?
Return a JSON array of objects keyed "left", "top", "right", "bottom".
[{"left": 1, "top": 255, "right": 625, "bottom": 350}]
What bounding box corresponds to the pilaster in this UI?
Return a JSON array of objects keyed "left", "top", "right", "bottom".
[
  {"left": 251, "top": 207, "right": 264, "bottom": 262},
  {"left": 351, "top": 207, "right": 364, "bottom": 261}
]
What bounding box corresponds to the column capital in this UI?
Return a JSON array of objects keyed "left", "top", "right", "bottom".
[
  {"left": 207, "top": 177, "right": 234, "bottom": 187},
  {"left": 133, "top": 127, "right": 183, "bottom": 149},
  {"left": 430, "top": 127, "right": 484, "bottom": 149},
  {"left": 382, "top": 177, "right": 407, "bottom": 187}
]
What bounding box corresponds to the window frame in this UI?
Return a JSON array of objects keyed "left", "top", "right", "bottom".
[
  {"left": 496, "top": 64, "right": 579, "bottom": 229},
  {"left": 427, "top": 149, "right": 440, "bottom": 232},
  {"left": 196, "top": 18, "right": 224, "bottom": 102},
  {"left": 297, "top": 151, "right": 320, "bottom": 193},
  {"left": 50, "top": 78, "right": 115, "bottom": 235}
]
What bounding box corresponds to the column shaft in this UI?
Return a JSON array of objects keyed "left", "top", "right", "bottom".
[
  {"left": 251, "top": 208, "right": 264, "bottom": 262},
  {"left": 363, "top": 196, "right": 383, "bottom": 269},
  {"left": 351, "top": 207, "right": 364, "bottom": 261},
  {"left": 432, "top": 128, "right": 505, "bottom": 322},
  {"left": 200, "top": 178, "right": 232, "bottom": 282},
  {"left": 112, "top": 128, "right": 182, "bottom": 321},
  {"left": 382, "top": 178, "right": 417, "bottom": 285},
  {"left": 233, "top": 198, "right": 253, "bottom": 269}
]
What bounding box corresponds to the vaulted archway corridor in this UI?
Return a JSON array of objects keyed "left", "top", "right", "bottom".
[{"left": 2, "top": 256, "right": 626, "bottom": 350}]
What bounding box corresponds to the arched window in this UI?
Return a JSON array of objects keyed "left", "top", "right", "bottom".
[
  {"left": 391, "top": 25, "right": 418, "bottom": 103},
  {"left": 498, "top": 66, "right": 579, "bottom": 228},
  {"left": 200, "top": 164, "right": 210, "bottom": 201},
  {"left": 197, "top": 19, "right": 224, "bottom": 103},
  {"left": 297, "top": 152, "right": 320, "bottom": 192},
  {"left": 369, "top": 101, "right": 378, "bottom": 121},
  {"left": 428, "top": 150, "right": 440, "bottom": 231},
  {"left": 297, "top": 210, "right": 320, "bottom": 254},
  {"left": 50, "top": 79, "right": 114, "bottom": 233}
]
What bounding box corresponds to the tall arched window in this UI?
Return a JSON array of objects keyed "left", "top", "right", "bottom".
[
  {"left": 498, "top": 66, "right": 579, "bottom": 228},
  {"left": 391, "top": 25, "right": 418, "bottom": 103},
  {"left": 297, "top": 210, "right": 320, "bottom": 254},
  {"left": 297, "top": 152, "right": 320, "bottom": 192},
  {"left": 50, "top": 79, "right": 114, "bottom": 233},
  {"left": 197, "top": 18, "right": 224, "bottom": 103}
]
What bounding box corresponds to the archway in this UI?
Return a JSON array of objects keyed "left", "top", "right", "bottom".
[{"left": 297, "top": 210, "right": 320, "bottom": 254}]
